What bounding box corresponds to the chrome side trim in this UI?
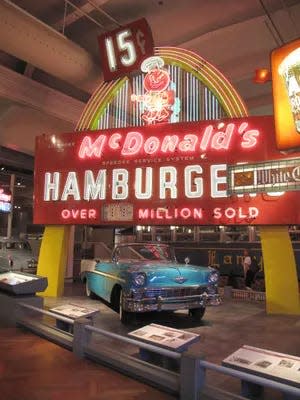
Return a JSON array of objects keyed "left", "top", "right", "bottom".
[{"left": 89, "top": 270, "right": 125, "bottom": 283}]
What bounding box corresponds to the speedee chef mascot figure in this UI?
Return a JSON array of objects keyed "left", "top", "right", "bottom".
[{"left": 131, "top": 56, "right": 178, "bottom": 124}]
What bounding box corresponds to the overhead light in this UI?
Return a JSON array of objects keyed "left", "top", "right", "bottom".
[
  {"left": 253, "top": 68, "right": 271, "bottom": 84},
  {"left": 0, "top": 166, "right": 4, "bottom": 171}
]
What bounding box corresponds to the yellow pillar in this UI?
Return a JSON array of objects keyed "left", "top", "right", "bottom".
[
  {"left": 37, "top": 226, "right": 70, "bottom": 297},
  {"left": 260, "top": 226, "right": 300, "bottom": 315}
]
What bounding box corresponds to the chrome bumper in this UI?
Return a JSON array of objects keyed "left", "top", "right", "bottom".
[{"left": 123, "top": 290, "right": 221, "bottom": 313}]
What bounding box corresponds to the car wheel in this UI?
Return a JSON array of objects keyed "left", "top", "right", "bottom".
[
  {"left": 119, "top": 289, "right": 133, "bottom": 324},
  {"left": 85, "top": 280, "right": 97, "bottom": 299},
  {"left": 189, "top": 306, "right": 206, "bottom": 321}
]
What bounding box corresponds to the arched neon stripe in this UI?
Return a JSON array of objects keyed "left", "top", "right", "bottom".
[
  {"left": 162, "top": 55, "right": 235, "bottom": 118},
  {"left": 159, "top": 47, "right": 247, "bottom": 117},
  {"left": 159, "top": 48, "right": 246, "bottom": 117},
  {"left": 159, "top": 48, "right": 247, "bottom": 117},
  {"left": 76, "top": 80, "right": 117, "bottom": 131},
  {"left": 76, "top": 46, "right": 248, "bottom": 131}
]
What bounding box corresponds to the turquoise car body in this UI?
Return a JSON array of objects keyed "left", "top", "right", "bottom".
[{"left": 86, "top": 243, "right": 220, "bottom": 313}]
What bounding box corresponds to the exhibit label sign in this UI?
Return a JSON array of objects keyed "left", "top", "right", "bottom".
[
  {"left": 33, "top": 116, "right": 300, "bottom": 225},
  {"left": 223, "top": 345, "right": 300, "bottom": 386}
]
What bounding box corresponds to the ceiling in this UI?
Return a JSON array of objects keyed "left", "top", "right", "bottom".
[{"left": 0, "top": 0, "right": 300, "bottom": 155}]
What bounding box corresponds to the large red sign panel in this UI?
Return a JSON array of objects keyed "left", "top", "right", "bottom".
[
  {"left": 34, "top": 116, "right": 300, "bottom": 226},
  {"left": 98, "top": 18, "right": 154, "bottom": 81}
]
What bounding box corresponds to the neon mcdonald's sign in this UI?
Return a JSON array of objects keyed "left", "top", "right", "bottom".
[{"left": 34, "top": 116, "right": 300, "bottom": 226}]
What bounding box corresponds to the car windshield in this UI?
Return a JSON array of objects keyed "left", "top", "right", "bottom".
[{"left": 116, "top": 244, "right": 176, "bottom": 262}]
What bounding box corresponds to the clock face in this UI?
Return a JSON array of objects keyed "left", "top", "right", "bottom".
[{"left": 144, "top": 68, "right": 170, "bottom": 92}]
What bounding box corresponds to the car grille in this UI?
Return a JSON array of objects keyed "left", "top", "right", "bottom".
[{"left": 143, "top": 286, "right": 207, "bottom": 298}]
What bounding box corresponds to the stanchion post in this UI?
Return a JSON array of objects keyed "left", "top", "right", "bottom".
[
  {"left": 224, "top": 285, "right": 233, "bottom": 299},
  {"left": 180, "top": 351, "right": 206, "bottom": 400},
  {"left": 73, "top": 317, "right": 92, "bottom": 358}
]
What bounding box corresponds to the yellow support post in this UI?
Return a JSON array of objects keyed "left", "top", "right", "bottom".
[
  {"left": 37, "top": 226, "right": 70, "bottom": 297},
  {"left": 260, "top": 226, "right": 300, "bottom": 315}
]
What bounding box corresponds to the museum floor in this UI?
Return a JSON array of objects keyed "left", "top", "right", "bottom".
[{"left": 0, "top": 282, "right": 299, "bottom": 400}]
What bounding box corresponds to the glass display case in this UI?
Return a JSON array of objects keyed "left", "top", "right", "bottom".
[{"left": 0, "top": 271, "right": 47, "bottom": 295}]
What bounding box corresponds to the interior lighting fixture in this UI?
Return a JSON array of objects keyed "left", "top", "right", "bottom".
[{"left": 253, "top": 68, "right": 271, "bottom": 84}]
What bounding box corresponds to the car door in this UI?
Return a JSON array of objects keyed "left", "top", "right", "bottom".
[{"left": 94, "top": 260, "right": 121, "bottom": 302}]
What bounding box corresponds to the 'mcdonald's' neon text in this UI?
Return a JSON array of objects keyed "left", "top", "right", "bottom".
[{"left": 78, "top": 121, "right": 259, "bottom": 160}]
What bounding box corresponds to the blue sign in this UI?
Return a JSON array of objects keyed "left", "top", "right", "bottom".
[{"left": 0, "top": 201, "right": 12, "bottom": 213}]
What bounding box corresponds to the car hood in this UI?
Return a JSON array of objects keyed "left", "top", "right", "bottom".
[{"left": 127, "top": 261, "right": 213, "bottom": 287}]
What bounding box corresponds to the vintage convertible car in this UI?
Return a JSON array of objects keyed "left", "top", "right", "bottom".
[{"left": 84, "top": 242, "right": 220, "bottom": 323}]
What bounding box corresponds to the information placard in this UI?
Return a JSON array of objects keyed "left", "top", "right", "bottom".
[
  {"left": 223, "top": 345, "right": 300, "bottom": 387},
  {"left": 50, "top": 303, "right": 99, "bottom": 320},
  {"left": 129, "top": 323, "right": 200, "bottom": 351}
]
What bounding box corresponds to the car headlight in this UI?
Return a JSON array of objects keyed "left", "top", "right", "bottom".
[
  {"left": 133, "top": 273, "right": 146, "bottom": 286},
  {"left": 208, "top": 271, "right": 219, "bottom": 284}
]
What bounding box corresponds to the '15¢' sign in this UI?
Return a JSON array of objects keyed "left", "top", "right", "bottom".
[{"left": 98, "top": 18, "right": 154, "bottom": 81}]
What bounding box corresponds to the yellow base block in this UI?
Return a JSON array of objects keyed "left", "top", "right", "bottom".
[
  {"left": 260, "top": 226, "right": 300, "bottom": 315},
  {"left": 37, "top": 226, "right": 70, "bottom": 297}
]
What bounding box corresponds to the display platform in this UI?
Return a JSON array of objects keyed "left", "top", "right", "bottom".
[{"left": 0, "top": 271, "right": 47, "bottom": 295}]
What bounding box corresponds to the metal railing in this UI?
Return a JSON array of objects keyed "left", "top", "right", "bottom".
[
  {"left": 85, "top": 324, "right": 180, "bottom": 360},
  {"left": 196, "top": 360, "right": 300, "bottom": 400},
  {"left": 18, "top": 302, "right": 74, "bottom": 325},
  {"left": 17, "top": 302, "right": 74, "bottom": 350},
  {"left": 16, "top": 302, "right": 300, "bottom": 400}
]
